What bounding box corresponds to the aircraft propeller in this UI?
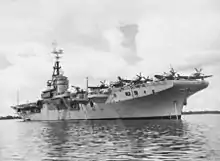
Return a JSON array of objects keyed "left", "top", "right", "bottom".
[
  {"left": 142, "top": 76, "right": 153, "bottom": 82},
  {"left": 117, "top": 76, "right": 122, "bottom": 81},
  {"left": 71, "top": 86, "right": 81, "bottom": 92},
  {"left": 136, "top": 72, "right": 143, "bottom": 78},
  {"left": 169, "top": 65, "right": 178, "bottom": 76},
  {"left": 100, "top": 80, "right": 106, "bottom": 85},
  {"left": 99, "top": 80, "right": 109, "bottom": 88},
  {"left": 194, "top": 68, "right": 203, "bottom": 75}
]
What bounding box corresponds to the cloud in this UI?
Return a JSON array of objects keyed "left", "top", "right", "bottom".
[
  {"left": 0, "top": 54, "right": 12, "bottom": 70},
  {"left": 1, "top": 0, "right": 220, "bottom": 115},
  {"left": 118, "top": 24, "right": 143, "bottom": 65},
  {"left": 42, "top": 0, "right": 147, "bottom": 65}
]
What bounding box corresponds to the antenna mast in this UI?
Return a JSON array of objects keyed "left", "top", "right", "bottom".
[
  {"left": 52, "top": 41, "right": 63, "bottom": 78},
  {"left": 47, "top": 41, "right": 64, "bottom": 88}
]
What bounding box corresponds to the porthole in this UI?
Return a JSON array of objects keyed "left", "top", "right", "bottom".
[
  {"left": 134, "top": 91, "right": 138, "bottom": 95},
  {"left": 125, "top": 92, "right": 131, "bottom": 96}
]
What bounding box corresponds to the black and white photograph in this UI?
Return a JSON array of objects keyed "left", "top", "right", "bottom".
[{"left": 0, "top": 0, "right": 219, "bottom": 160}]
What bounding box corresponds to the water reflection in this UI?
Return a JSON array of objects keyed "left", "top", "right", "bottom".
[
  {"left": 42, "top": 121, "right": 71, "bottom": 160},
  {"left": 39, "top": 119, "right": 204, "bottom": 160},
  {"left": 0, "top": 115, "right": 220, "bottom": 161}
]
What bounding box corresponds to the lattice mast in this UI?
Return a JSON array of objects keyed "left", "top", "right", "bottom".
[{"left": 47, "top": 41, "right": 64, "bottom": 88}]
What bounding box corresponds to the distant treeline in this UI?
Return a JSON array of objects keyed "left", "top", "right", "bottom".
[
  {"left": 182, "top": 111, "right": 220, "bottom": 115},
  {"left": 0, "top": 115, "right": 22, "bottom": 120}
]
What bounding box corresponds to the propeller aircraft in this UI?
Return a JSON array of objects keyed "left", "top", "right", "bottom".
[
  {"left": 141, "top": 76, "right": 154, "bottom": 83},
  {"left": 131, "top": 72, "right": 153, "bottom": 84},
  {"left": 110, "top": 80, "right": 125, "bottom": 88},
  {"left": 111, "top": 73, "right": 153, "bottom": 87},
  {"left": 154, "top": 66, "right": 178, "bottom": 81},
  {"left": 117, "top": 76, "right": 132, "bottom": 83},
  {"left": 88, "top": 80, "right": 109, "bottom": 89},
  {"left": 177, "top": 68, "right": 213, "bottom": 80}
]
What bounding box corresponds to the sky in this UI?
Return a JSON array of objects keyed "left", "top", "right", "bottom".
[{"left": 0, "top": 0, "right": 220, "bottom": 116}]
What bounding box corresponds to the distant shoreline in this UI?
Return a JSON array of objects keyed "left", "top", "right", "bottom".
[
  {"left": 182, "top": 111, "right": 220, "bottom": 115},
  {"left": 0, "top": 116, "right": 21, "bottom": 120}
]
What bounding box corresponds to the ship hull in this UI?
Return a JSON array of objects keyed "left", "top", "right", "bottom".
[{"left": 16, "top": 80, "right": 209, "bottom": 121}]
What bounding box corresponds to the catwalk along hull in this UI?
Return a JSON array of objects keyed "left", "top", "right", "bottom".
[{"left": 18, "top": 80, "right": 208, "bottom": 121}]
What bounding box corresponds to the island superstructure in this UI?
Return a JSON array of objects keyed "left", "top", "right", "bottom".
[{"left": 11, "top": 44, "right": 212, "bottom": 121}]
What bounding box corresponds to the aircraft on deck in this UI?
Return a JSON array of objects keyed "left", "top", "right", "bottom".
[
  {"left": 130, "top": 73, "right": 143, "bottom": 85},
  {"left": 117, "top": 73, "right": 154, "bottom": 86},
  {"left": 154, "top": 66, "right": 177, "bottom": 81},
  {"left": 132, "top": 73, "right": 153, "bottom": 84},
  {"left": 88, "top": 80, "right": 110, "bottom": 89},
  {"left": 177, "top": 68, "right": 213, "bottom": 80},
  {"left": 110, "top": 80, "right": 125, "bottom": 88},
  {"left": 140, "top": 76, "right": 154, "bottom": 83},
  {"left": 117, "top": 76, "right": 132, "bottom": 83},
  {"left": 71, "top": 85, "right": 81, "bottom": 92}
]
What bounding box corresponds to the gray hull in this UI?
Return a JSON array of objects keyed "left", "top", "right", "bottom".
[{"left": 18, "top": 80, "right": 208, "bottom": 121}]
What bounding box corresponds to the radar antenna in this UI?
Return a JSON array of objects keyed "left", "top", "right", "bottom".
[
  {"left": 47, "top": 41, "right": 64, "bottom": 88},
  {"left": 51, "top": 41, "right": 63, "bottom": 78}
]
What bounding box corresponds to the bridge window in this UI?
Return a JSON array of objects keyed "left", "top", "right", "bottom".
[
  {"left": 134, "top": 91, "right": 138, "bottom": 95},
  {"left": 125, "top": 92, "right": 131, "bottom": 96},
  {"left": 144, "top": 90, "right": 146, "bottom": 94}
]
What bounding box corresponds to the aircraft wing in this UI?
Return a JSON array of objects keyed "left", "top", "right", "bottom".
[{"left": 154, "top": 75, "right": 165, "bottom": 79}]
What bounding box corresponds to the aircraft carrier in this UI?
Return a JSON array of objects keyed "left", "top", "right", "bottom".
[{"left": 11, "top": 44, "right": 212, "bottom": 121}]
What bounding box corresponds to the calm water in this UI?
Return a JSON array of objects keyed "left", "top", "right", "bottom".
[{"left": 0, "top": 114, "right": 220, "bottom": 161}]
